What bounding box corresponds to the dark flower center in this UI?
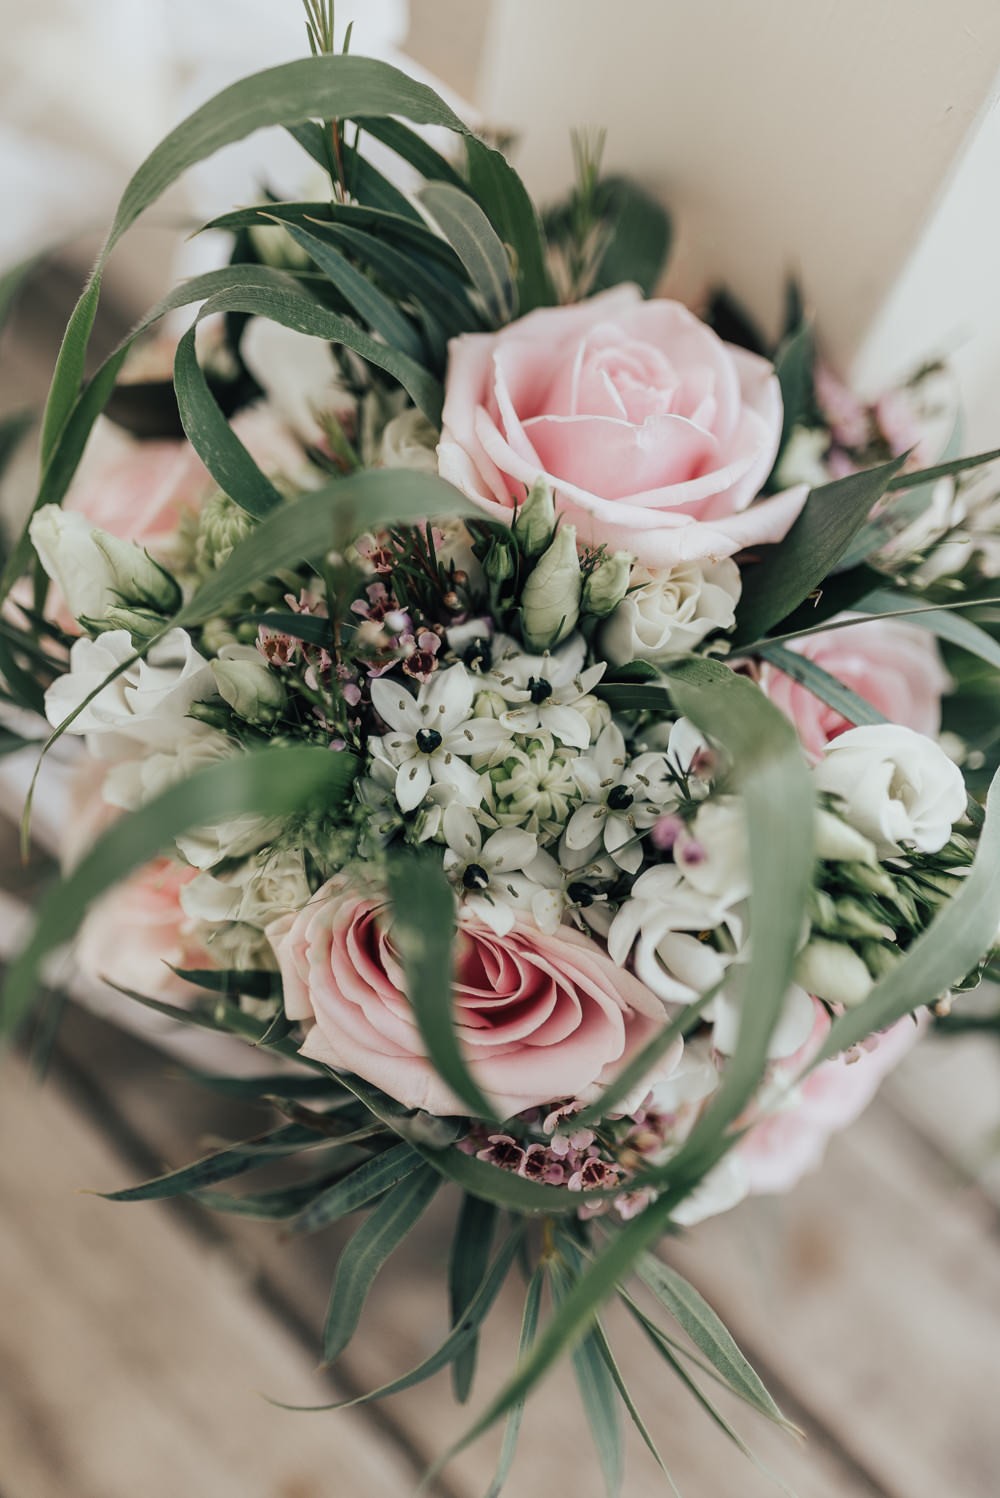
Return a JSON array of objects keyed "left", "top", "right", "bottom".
[
  {"left": 415, "top": 728, "right": 443, "bottom": 753},
  {"left": 462, "top": 863, "right": 490, "bottom": 891},
  {"left": 567, "top": 881, "right": 595, "bottom": 907},
  {"left": 607, "top": 784, "right": 634, "bottom": 811},
  {"left": 527, "top": 676, "right": 553, "bottom": 704}
]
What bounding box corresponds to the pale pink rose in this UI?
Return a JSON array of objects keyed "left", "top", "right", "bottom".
[
  {"left": 738, "top": 1005, "right": 918, "bottom": 1195},
  {"left": 438, "top": 285, "right": 806, "bottom": 568},
  {"left": 760, "top": 616, "right": 950, "bottom": 759},
  {"left": 267, "top": 881, "right": 678, "bottom": 1117},
  {"left": 77, "top": 857, "right": 211, "bottom": 1006}
]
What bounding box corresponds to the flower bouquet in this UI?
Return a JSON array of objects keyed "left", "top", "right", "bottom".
[{"left": 3, "top": 9, "right": 1000, "bottom": 1490}]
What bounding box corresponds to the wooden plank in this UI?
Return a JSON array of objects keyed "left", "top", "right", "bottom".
[
  {"left": 884, "top": 1032, "right": 1000, "bottom": 1208},
  {"left": 0, "top": 1053, "right": 423, "bottom": 1498}
]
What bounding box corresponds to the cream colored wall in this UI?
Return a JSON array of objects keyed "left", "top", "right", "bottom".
[{"left": 466, "top": 0, "right": 1000, "bottom": 391}]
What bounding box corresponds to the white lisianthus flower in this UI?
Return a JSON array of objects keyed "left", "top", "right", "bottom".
[
  {"left": 608, "top": 864, "right": 738, "bottom": 1004},
  {"left": 674, "top": 796, "right": 750, "bottom": 901},
  {"left": 43, "top": 628, "right": 216, "bottom": 753},
  {"left": 103, "top": 726, "right": 234, "bottom": 810},
  {"left": 30, "top": 504, "right": 180, "bottom": 622},
  {"left": 369, "top": 663, "right": 510, "bottom": 814},
  {"left": 211, "top": 644, "right": 287, "bottom": 726},
  {"left": 795, "top": 937, "right": 873, "bottom": 1007},
  {"left": 599, "top": 558, "right": 741, "bottom": 667},
  {"left": 813, "top": 724, "right": 967, "bottom": 856},
  {"left": 379, "top": 408, "right": 439, "bottom": 473},
  {"left": 441, "top": 804, "right": 538, "bottom": 935}
]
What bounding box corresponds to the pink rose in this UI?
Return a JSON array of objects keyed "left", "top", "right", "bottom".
[
  {"left": 760, "top": 616, "right": 950, "bottom": 759},
  {"left": 438, "top": 285, "right": 806, "bottom": 568},
  {"left": 739, "top": 1007, "right": 918, "bottom": 1195},
  {"left": 77, "top": 857, "right": 211, "bottom": 1006},
  {"left": 268, "top": 881, "right": 677, "bottom": 1117}
]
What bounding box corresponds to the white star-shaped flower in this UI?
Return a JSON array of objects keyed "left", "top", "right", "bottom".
[
  {"left": 441, "top": 804, "right": 539, "bottom": 934},
  {"left": 486, "top": 634, "right": 605, "bottom": 750},
  {"left": 369, "top": 664, "right": 510, "bottom": 814},
  {"left": 564, "top": 723, "right": 679, "bottom": 873}
]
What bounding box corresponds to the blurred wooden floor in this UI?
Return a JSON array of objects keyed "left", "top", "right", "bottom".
[{"left": 2, "top": 275, "right": 1000, "bottom": 1498}]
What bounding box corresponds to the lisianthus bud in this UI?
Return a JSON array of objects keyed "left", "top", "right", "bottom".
[
  {"left": 211, "top": 645, "right": 287, "bottom": 726},
  {"left": 195, "top": 492, "right": 254, "bottom": 577},
  {"left": 483, "top": 536, "right": 516, "bottom": 585},
  {"left": 521, "top": 525, "right": 582, "bottom": 651},
  {"left": 582, "top": 551, "right": 632, "bottom": 619},
  {"left": 795, "top": 937, "right": 873, "bottom": 1007},
  {"left": 29, "top": 504, "right": 181, "bottom": 622},
  {"left": 514, "top": 478, "right": 556, "bottom": 557},
  {"left": 814, "top": 808, "right": 877, "bottom": 865},
  {"left": 97, "top": 604, "right": 172, "bottom": 642}
]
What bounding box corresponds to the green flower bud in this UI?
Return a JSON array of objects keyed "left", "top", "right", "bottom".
[
  {"left": 814, "top": 808, "right": 877, "bottom": 865},
  {"left": 521, "top": 525, "right": 582, "bottom": 651},
  {"left": 28, "top": 503, "right": 180, "bottom": 623},
  {"left": 195, "top": 492, "right": 255, "bottom": 578},
  {"left": 97, "top": 604, "right": 172, "bottom": 643},
  {"left": 91, "top": 531, "right": 181, "bottom": 614},
  {"left": 211, "top": 646, "right": 287, "bottom": 727},
  {"left": 514, "top": 478, "right": 557, "bottom": 557},
  {"left": 832, "top": 897, "right": 895, "bottom": 941},
  {"left": 582, "top": 550, "right": 632, "bottom": 619},
  {"left": 795, "top": 937, "right": 873, "bottom": 1007},
  {"left": 483, "top": 536, "right": 517, "bottom": 586},
  {"left": 859, "top": 940, "right": 902, "bottom": 981}
]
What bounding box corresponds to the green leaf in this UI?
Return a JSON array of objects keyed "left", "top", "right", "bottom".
[
  {"left": 194, "top": 1170, "right": 358, "bottom": 1220},
  {"left": 41, "top": 55, "right": 468, "bottom": 462},
  {"left": 419, "top": 182, "right": 516, "bottom": 324},
  {"left": 279, "top": 219, "right": 426, "bottom": 360},
  {"left": 356, "top": 115, "right": 467, "bottom": 190},
  {"left": 290, "top": 1141, "right": 422, "bottom": 1234},
  {"left": 176, "top": 469, "right": 477, "bottom": 629},
  {"left": 174, "top": 324, "right": 284, "bottom": 519},
  {"left": 483, "top": 1265, "right": 545, "bottom": 1498},
  {"left": 635, "top": 1254, "right": 791, "bottom": 1429},
  {"left": 417, "top": 1137, "right": 607, "bottom": 1215},
  {"left": 308, "top": 220, "right": 480, "bottom": 336},
  {"left": 449, "top": 1194, "right": 498, "bottom": 1402},
  {"left": 465, "top": 136, "right": 554, "bottom": 313},
  {"left": 589, "top": 177, "right": 672, "bottom": 299},
  {"left": 180, "top": 1069, "right": 342, "bottom": 1100},
  {"left": 755, "top": 640, "right": 886, "bottom": 727},
  {"left": 386, "top": 851, "right": 500, "bottom": 1123},
  {"left": 1, "top": 744, "right": 358, "bottom": 1036},
  {"left": 771, "top": 321, "right": 814, "bottom": 470},
  {"left": 99, "top": 1122, "right": 320, "bottom": 1202},
  {"left": 732, "top": 455, "right": 907, "bottom": 645},
  {"left": 551, "top": 1262, "right": 623, "bottom": 1498},
  {"left": 0, "top": 408, "right": 33, "bottom": 482},
  {"left": 811, "top": 763, "right": 1000, "bottom": 1064},
  {"left": 0, "top": 635, "right": 47, "bottom": 716},
  {"left": 855, "top": 588, "right": 1000, "bottom": 672},
  {"left": 170, "top": 966, "right": 282, "bottom": 1000},
  {"left": 321, "top": 1163, "right": 440, "bottom": 1365},
  {"left": 884, "top": 444, "right": 1000, "bottom": 492}
]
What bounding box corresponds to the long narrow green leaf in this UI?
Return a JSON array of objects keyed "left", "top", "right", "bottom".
[
  {"left": 551, "top": 1262, "right": 623, "bottom": 1498},
  {"left": 747, "top": 591, "right": 1000, "bottom": 653},
  {"left": 419, "top": 183, "right": 516, "bottom": 324},
  {"left": 635, "top": 1254, "right": 790, "bottom": 1429},
  {"left": 811, "top": 764, "right": 1000, "bottom": 1064},
  {"left": 465, "top": 136, "right": 554, "bottom": 313},
  {"left": 856, "top": 588, "right": 1000, "bottom": 671},
  {"left": 194, "top": 1170, "right": 358, "bottom": 1220},
  {"left": 0, "top": 408, "right": 33, "bottom": 481},
  {"left": 386, "top": 851, "right": 500, "bottom": 1123},
  {"left": 771, "top": 321, "right": 814, "bottom": 467},
  {"left": 732, "top": 456, "right": 906, "bottom": 644},
  {"left": 321, "top": 1164, "right": 440, "bottom": 1365},
  {"left": 41, "top": 55, "right": 468, "bottom": 461},
  {"left": 308, "top": 220, "right": 480, "bottom": 334},
  {"left": 1, "top": 745, "right": 357, "bottom": 1035},
  {"left": 174, "top": 325, "right": 283, "bottom": 518},
  {"left": 483, "top": 1265, "right": 545, "bottom": 1498},
  {"left": 356, "top": 115, "right": 467, "bottom": 190},
  {"left": 416, "top": 1137, "right": 609, "bottom": 1215},
  {"left": 884, "top": 444, "right": 1000, "bottom": 492},
  {"left": 755, "top": 640, "right": 886, "bottom": 727},
  {"left": 290, "top": 1141, "right": 421, "bottom": 1234},
  {"left": 181, "top": 279, "right": 444, "bottom": 423},
  {"left": 449, "top": 1195, "right": 498, "bottom": 1402},
  {"left": 588, "top": 177, "right": 673, "bottom": 300},
  {"left": 99, "top": 1122, "right": 319, "bottom": 1202},
  {"left": 280, "top": 220, "right": 425, "bottom": 359}
]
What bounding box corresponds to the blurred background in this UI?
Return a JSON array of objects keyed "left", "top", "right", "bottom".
[{"left": 1, "top": 4, "right": 1000, "bottom": 1496}]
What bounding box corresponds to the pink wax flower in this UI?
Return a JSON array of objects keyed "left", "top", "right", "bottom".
[
  {"left": 267, "top": 879, "right": 682, "bottom": 1117},
  {"left": 760, "top": 615, "right": 950, "bottom": 759},
  {"left": 438, "top": 285, "right": 806, "bottom": 569}
]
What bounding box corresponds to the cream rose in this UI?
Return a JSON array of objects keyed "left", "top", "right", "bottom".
[{"left": 600, "top": 557, "right": 741, "bottom": 666}]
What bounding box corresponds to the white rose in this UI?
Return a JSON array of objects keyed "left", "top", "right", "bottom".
[
  {"left": 379, "top": 408, "right": 439, "bottom": 473},
  {"left": 103, "top": 727, "right": 234, "bottom": 811},
  {"left": 175, "top": 813, "right": 282, "bottom": 871},
  {"left": 181, "top": 848, "right": 312, "bottom": 929},
  {"left": 29, "top": 505, "right": 179, "bottom": 623},
  {"left": 813, "top": 724, "right": 966, "bottom": 856},
  {"left": 44, "top": 628, "right": 216, "bottom": 755},
  {"left": 600, "top": 558, "right": 741, "bottom": 667}
]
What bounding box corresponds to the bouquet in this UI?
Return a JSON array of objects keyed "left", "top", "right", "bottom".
[{"left": 3, "top": 11, "right": 1000, "bottom": 1490}]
